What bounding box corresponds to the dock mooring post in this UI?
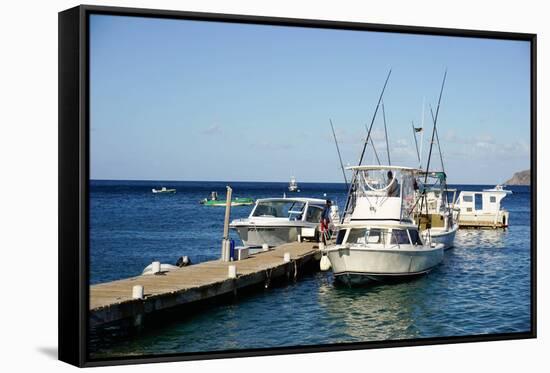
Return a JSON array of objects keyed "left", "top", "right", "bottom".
[{"left": 221, "top": 186, "right": 233, "bottom": 261}]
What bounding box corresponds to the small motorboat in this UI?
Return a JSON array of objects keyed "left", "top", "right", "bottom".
[
  {"left": 483, "top": 184, "right": 513, "bottom": 194},
  {"left": 200, "top": 191, "right": 254, "bottom": 206},
  {"left": 152, "top": 187, "right": 176, "bottom": 194}
]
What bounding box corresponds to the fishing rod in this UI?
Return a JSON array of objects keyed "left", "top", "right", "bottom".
[
  {"left": 382, "top": 102, "right": 391, "bottom": 165},
  {"left": 417, "top": 70, "right": 447, "bottom": 231},
  {"left": 430, "top": 105, "right": 445, "bottom": 174},
  {"left": 341, "top": 69, "right": 392, "bottom": 222},
  {"left": 329, "top": 119, "right": 349, "bottom": 190},
  {"left": 412, "top": 121, "right": 421, "bottom": 165},
  {"left": 424, "top": 70, "right": 447, "bottom": 184},
  {"left": 358, "top": 69, "right": 392, "bottom": 166},
  {"left": 367, "top": 133, "right": 381, "bottom": 165}
]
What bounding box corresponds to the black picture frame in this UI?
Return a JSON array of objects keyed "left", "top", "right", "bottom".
[{"left": 59, "top": 4, "right": 537, "bottom": 367}]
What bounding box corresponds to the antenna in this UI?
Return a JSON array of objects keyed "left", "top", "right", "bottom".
[{"left": 329, "top": 119, "right": 349, "bottom": 190}]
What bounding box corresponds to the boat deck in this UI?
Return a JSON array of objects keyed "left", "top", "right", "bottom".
[{"left": 90, "top": 242, "right": 320, "bottom": 327}]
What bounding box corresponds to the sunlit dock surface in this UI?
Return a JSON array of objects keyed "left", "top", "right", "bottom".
[{"left": 90, "top": 242, "right": 320, "bottom": 327}]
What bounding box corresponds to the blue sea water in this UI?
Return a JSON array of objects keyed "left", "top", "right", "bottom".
[{"left": 89, "top": 180, "right": 531, "bottom": 357}]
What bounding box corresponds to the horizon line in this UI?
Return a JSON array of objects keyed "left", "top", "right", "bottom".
[{"left": 89, "top": 178, "right": 518, "bottom": 186}]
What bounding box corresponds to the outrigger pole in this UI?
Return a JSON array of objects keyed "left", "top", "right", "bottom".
[
  {"left": 417, "top": 70, "right": 447, "bottom": 229},
  {"left": 382, "top": 102, "right": 391, "bottom": 165},
  {"left": 358, "top": 69, "right": 392, "bottom": 166},
  {"left": 430, "top": 106, "right": 445, "bottom": 174},
  {"left": 423, "top": 70, "right": 447, "bottom": 185},
  {"left": 329, "top": 119, "right": 349, "bottom": 190},
  {"left": 412, "top": 121, "right": 421, "bottom": 165},
  {"left": 341, "top": 69, "right": 392, "bottom": 222}
]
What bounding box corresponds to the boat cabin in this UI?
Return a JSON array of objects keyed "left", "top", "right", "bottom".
[
  {"left": 343, "top": 165, "right": 422, "bottom": 224},
  {"left": 249, "top": 198, "right": 326, "bottom": 223},
  {"left": 455, "top": 190, "right": 510, "bottom": 228}
]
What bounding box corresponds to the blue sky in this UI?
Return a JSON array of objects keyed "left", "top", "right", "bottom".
[{"left": 90, "top": 15, "right": 531, "bottom": 184}]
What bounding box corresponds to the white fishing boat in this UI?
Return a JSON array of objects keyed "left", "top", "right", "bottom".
[
  {"left": 230, "top": 197, "right": 329, "bottom": 248},
  {"left": 152, "top": 187, "right": 176, "bottom": 194},
  {"left": 323, "top": 166, "right": 444, "bottom": 286},
  {"left": 455, "top": 187, "right": 510, "bottom": 228},
  {"left": 288, "top": 176, "right": 299, "bottom": 192},
  {"left": 414, "top": 171, "right": 459, "bottom": 250}
]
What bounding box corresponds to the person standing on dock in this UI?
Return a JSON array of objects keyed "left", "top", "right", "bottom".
[{"left": 320, "top": 200, "right": 332, "bottom": 245}]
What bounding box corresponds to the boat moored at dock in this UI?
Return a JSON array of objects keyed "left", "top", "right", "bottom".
[
  {"left": 324, "top": 166, "right": 444, "bottom": 286},
  {"left": 230, "top": 197, "right": 329, "bottom": 248}
]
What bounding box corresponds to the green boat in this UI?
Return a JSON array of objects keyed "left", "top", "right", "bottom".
[
  {"left": 200, "top": 191, "right": 254, "bottom": 206},
  {"left": 201, "top": 197, "right": 254, "bottom": 207}
]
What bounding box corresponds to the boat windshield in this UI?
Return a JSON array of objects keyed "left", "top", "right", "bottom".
[
  {"left": 252, "top": 201, "right": 306, "bottom": 219},
  {"left": 345, "top": 227, "right": 419, "bottom": 246}
]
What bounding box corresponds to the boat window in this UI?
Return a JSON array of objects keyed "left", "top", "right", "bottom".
[
  {"left": 252, "top": 201, "right": 305, "bottom": 218},
  {"left": 346, "top": 229, "right": 367, "bottom": 244},
  {"left": 463, "top": 195, "right": 473, "bottom": 203},
  {"left": 390, "top": 229, "right": 410, "bottom": 245},
  {"left": 336, "top": 229, "right": 347, "bottom": 244},
  {"left": 366, "top": 228, "right": 383, "bottom": 244},
  {"left": 305, "top": 206, "right": 323, "bottom": 223},
  {"left": 490, "top": 196, "right": 496, "bottom": 203},
  {"left": 408, "top": 229, "right": 423, "bottom": 245},
  {"left": 346, "top": 228, "right": 387, "bottom": 245}
]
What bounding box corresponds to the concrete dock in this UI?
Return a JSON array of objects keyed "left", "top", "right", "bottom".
[{"left": 90, "top": 242, "right": 320, "bottom": 327}]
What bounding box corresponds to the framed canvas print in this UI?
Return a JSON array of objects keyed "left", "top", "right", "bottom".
[{"left": 58, "top": 4, "right": 537, "bottom": 367}]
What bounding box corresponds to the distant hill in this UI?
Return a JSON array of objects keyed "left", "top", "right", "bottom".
[{"left": 505, "top": 170, "right": 530, "bottom": 185}]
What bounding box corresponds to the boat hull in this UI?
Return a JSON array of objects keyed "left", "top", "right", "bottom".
[
  {"left": 232, "top": 225, "right": 311, "bottom": 247},
  {"left": 326, "top": 245, "right": 444, "bottom": 286},
  {"left": 427, "top": 224, "right": 458, "bottom": 250}
]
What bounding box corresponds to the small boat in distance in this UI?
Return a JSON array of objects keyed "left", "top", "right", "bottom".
[
  {"left": 200, "top": 191, "right": 254, "bottom": 206},
  {"left": 288, "top": 176, "right": 299, "bottom": 192},
  {"left": 483, "top": 184, "right": 513, "bottom": 194},
  {"left": 152, "top": 187, "right": 176, "bottom": 194}
]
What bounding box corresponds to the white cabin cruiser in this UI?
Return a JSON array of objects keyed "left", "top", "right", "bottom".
[
  {"left": 230, "top": 197, "right": 329, "bottom": 248},
  {"left": 323, "top": 166, "right": 444, "bottom": 286}
]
